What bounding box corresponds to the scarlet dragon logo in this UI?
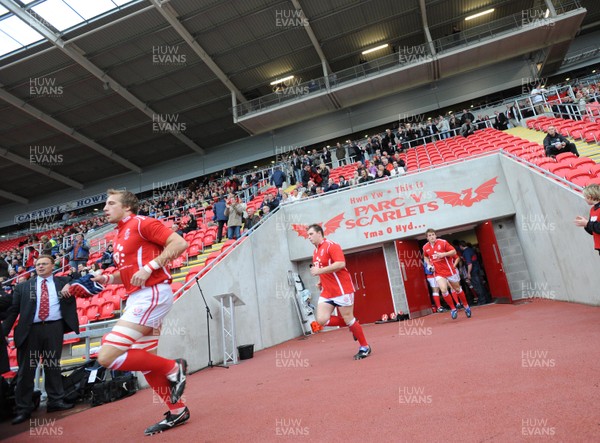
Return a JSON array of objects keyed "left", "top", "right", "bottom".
[{"left": 291, "top": 213, "right": 345, "bottom": 238}]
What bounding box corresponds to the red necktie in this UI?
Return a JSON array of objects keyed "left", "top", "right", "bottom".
[{"left": 39, "top": 279, "right": 49, "bottom": 321}]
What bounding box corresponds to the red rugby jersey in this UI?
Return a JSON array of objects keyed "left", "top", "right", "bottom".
[
  {"left": 113, "top": 215, "right": 173, "bottom": 294},
  {"left": 422, "top": 239, "right": 457, "bottom": 278},
  {"left": 588, "top": 204, "right": 600, "bottom": 251},
  {"left": 313, "top": 239, "right": 355, "bottom": 298}
]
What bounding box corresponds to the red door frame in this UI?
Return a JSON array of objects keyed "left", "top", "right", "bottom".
[
  {"left": 345, "top": 248, "right": 395, "bottom": 323},
  {"left": 475, "top": 221, "right": 513, "bottom": 303},
  {"left": 395, "top": 240, "right": 432, "bottom": 317}
]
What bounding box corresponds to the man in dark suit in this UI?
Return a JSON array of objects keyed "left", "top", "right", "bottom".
[{"left": 2, "top": 255, "right": 79, "bottom": 424}]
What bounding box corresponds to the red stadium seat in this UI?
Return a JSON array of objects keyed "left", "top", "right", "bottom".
[
  {"left": 98, "top": 301, "right": 116, "bottom": 320},
  {"left": 171, "top": 256, "right": 185, "bottom": 269},
  {"left": 221, "top": 239, "right": 236, "bottom": 252},
  {"left": 85, "top": 304, "right": 100, "bottom": 321},
  {"left": 547, "top": 164, "right": 571, "bottom": 177},
  {"left": 571, "top": 157, "right": 596, "bottom": 172},
  {"left": 555, "top": 152, "right": 577, "bottom": 163},
  {"left": 185, "top": 266, "right": 204, "bottom": 283},
  {"left": 565, "top": 170, "right": 590, "bottom": 183},
  {"left": 203, "top": 234, "right": 216, "bottom": 247},
  {"left": 187, "top": 244, "right": 201, "bottom": 257},
  {"left": 571, "top": 175, "right": 591, "bottom": 188},
  {"left": 590, "top": 164, "right": 600, "bottom": 177},
  {"left": 115, "top": 286, "right": 127, "bottom": 299}
]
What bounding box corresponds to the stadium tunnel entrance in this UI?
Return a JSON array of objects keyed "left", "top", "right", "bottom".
[{"left": 296, "top": 218, "right": 521, "bottom": 324}]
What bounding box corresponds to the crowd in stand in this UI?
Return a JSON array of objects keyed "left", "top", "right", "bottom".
[{"left": 1, "top": 76, "right": 599, "bottom": 275}]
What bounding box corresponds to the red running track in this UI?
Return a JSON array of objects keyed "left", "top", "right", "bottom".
[{"left": 2, "top": 299, "right": 600, "bottom": 442}]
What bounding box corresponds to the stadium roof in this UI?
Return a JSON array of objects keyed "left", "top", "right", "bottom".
[{"left": 0, "top": 0, "right": 598, "bottom": 210}]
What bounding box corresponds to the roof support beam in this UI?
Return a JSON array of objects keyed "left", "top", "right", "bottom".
[
  {"left": 148, "top": 0, "right": 248, "bottom": 105},
  {"left": 419, "top": 0, "right": 436, "bottom": 56},
  {"left": 0, "top": 145, "right": 84, "bottom": 190},
  {"left": 0, "top": 0, "right": 205, "bottom": 156},
  {"left": 0, "top": 87, "right": 143, "bottom": 174},
  {"left": 290, "top": 0, "right": 332, "bottom": 80},
  {"left": 0, "top": 188, "right": 29, "bottom": 205}
]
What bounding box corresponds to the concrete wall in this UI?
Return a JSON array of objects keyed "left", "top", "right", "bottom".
[
  {"left": 282, "top": 155, "right": 516, "bottom": 260},
  {"left": 382, "top": 242, "right": 408, "bottom": 315},
  {"left": 499, "top": 155, "right": 600, "bottom": 305},
  {"left": 157, "top": 211, "right": 301, "bottom": 372},
  {"left": 492, "top": 217, "right": 533, "bottom": 301}
]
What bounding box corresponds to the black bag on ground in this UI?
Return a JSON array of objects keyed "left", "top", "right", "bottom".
[
  {"left": 62, "top": 359, "right": 105, "bottom": 403},
  {"left": 90, "top": 370, "right": 137, "bottom": 407}
]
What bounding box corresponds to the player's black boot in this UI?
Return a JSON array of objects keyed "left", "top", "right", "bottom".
[
  {"left": 144, "top": 407, "right": 190, "bottom": 435},
  {"left": 353, "top": 346, "right": 372, "bottom": 360}
]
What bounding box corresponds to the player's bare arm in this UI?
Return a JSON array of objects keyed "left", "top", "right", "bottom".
[
  {"left": 310, "top": 261, "right": 345, "bottom": 276},
  {"left": 93, "top": 271, "right": 123, "bottom": 285},
  {"left": 131, "top": 233, "right": 188, "bottom": 287},
  {"left": 433, "top": 249, "right": 456, "bottom": 259}
]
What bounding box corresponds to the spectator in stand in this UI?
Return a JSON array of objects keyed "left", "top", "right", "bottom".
[
  {"left": 317, "top": 163, "right": 329, "bottom": 184},
  {"left": 321, "top": 147, "right": 332, "bottom": 168},
  {"left": 449, "top": 115, "right": 460, "bottom": 131},
  {"left": 182, "top": 213, "right": 197, "bottom": 234},
  {"left": 390, "top": 161, "right": 406, "bottom": 177},
  {"left": 248, "top": 173, "right": 260, "bottom": 196},
  {"left": 89, "top": 263, "right": 103, "bottom": 277},
  {"left": 24, "top": 246, "right": 39, "bottom": 271},
  {"left": 335, "top": 143, "right": 346, "bottom": 167},
  {"left": 290, "top": 152, "right": 303, "bottom": 185},
  {"left": 530, "top": 83, "right": 548, "bottom": 115},
  {"left": 543, "top": 126, "right": 579, "bottom": 158},
  {"left": 325, "top": 178, "right": 339, "bottom": 192},
  {"left": 40, "top": 236, "right": 53, "bottom": 256},
  {"left": 66, "top": 234, "right": 89, "bottom": 269},
  {"left": 377, "top": 164, "right": 391, "bottom": 177},
  {"left": 460, "top": 109, "right": 475, "bottom": 125},
  {"left": 338, "top": 175, "right": 350, "bottom": 188},
  {"left": 301, "top": 164, "right": 313, "bottom": 188},
  {"left": 494, "top": 110, "right": 509, "bottom": 130},
  {"left": 459, "top": 119, "right": 476, "bottom": 138},
  {"left": 287, "top": 188, "right": 300, "bottom": 202},
  {"left": 212, "top": 195, "right": 228, "bottom": 243},
  {"left": 506, "top": 102, "right": 520, "bottom": 128},
  {"left": 262, "top": 193, "right": 279, "bottom": 211},
  {"left": 261, "top": 205, "right": 271, "bottom": 217},
  {"left": 574, "top": 184, "right": 600, "bottom": 255},
  {"left": 381, "top": 129, "right": 396, "bottom": 150},
  {"left": 348, "top": 141, "right": 361, "bottom": 162},
  {"left": 225, "top": 195, "right": 244, "bottom": 240},
  {"left": 270, "top": 167, "right": 286, "bottom": 189},
  {"left": 0, "top": 257, "right": 8, "bottom": 279},
  {"left": 424, "top": 120, "right": 438, "bottom": 143},
  {"left": 437, "top": 116, "right": 451, "bottom": 139},
  {"left": 381, "top": 157, "right": 394, "bottom": 172},
  {"left": 358, "top": 169, "right": 373, "bottom": 184},
  {"left": 54, "top": 251, "right": 69, "bottom": 271},
  {"left": 243, "top": 207, "right": 261, "bottom": 231},
  {"left": 98, "top": 244, "right": 115, "bottom": 269}
]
